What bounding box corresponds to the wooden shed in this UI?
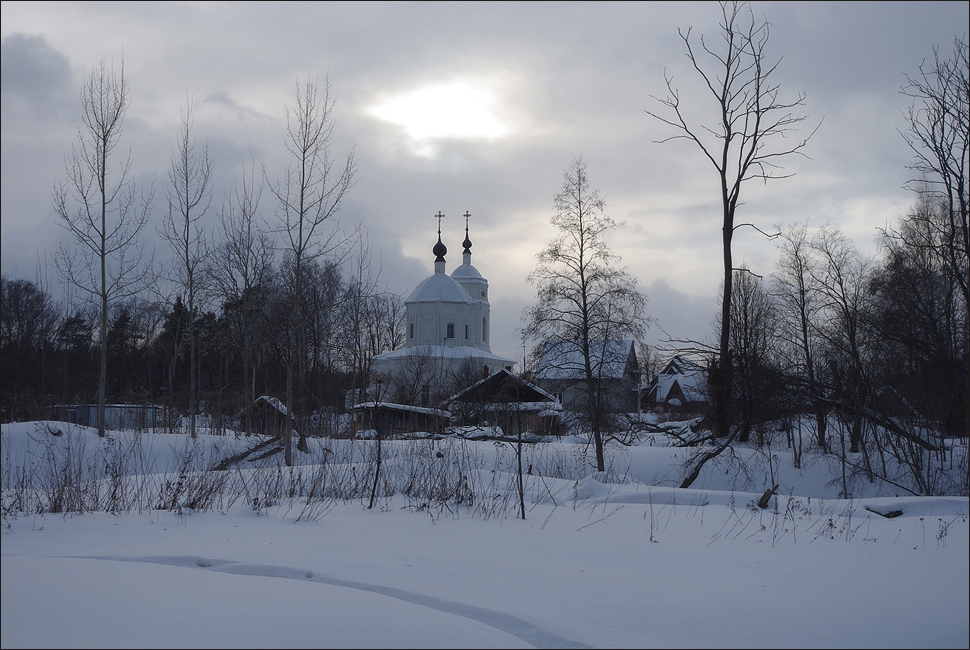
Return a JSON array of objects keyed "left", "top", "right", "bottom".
[{"left": 239, "top": 395, "right": 291, "bottom": 437}]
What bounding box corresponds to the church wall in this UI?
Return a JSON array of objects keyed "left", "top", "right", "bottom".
[{"left": 411, "top": 300, "right": 489, "bottom": 349}]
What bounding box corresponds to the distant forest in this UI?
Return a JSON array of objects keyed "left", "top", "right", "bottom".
[{"left": 1, "top": 254, "right": 405, "bottom": 428}]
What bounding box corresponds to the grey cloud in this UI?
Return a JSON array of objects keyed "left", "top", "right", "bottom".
[
  {"left": 1, "top": 32, "right": 74, "bottom": 118},
  {"left": 2, "top": 1, "right": 967, "bottom": 360}
]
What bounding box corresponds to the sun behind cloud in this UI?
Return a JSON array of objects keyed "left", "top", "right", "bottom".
[{"left": 368, "top": 81, "right": 507, "bottom": 141}]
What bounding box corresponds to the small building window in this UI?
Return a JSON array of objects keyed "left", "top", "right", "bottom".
[
  {"left": 465, "top": 324, "right": 469, "bottom": 340},
  {"left": 409, "top": 322, "right": 414, "bottom": 339},
  {"left": 482, "top": 317, "right": 487, "bottom": 341},
  {"left": 447, "top": 322, "right": 455, "bottom": 339}
]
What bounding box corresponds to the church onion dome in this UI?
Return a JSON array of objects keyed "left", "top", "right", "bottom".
[
  {"left": 433, "top": 235, "right": 447, "bottom": 262},
  {"left": 406, "top": 272, "right": 475, "bottom": 304},
  {"left": 452, "top": 209, "right": 483, "bottom": 281}
]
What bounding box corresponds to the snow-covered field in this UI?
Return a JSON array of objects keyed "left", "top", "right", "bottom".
[{"left": 2, "top": 420, "right": 968, "bottom": 648}]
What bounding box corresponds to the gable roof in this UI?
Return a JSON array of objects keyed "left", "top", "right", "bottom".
[
  {"left": 647, "top": 355, "right": 707, "bottom": 403},
  {"left": 662, "top": 355, "right": 705, "bottom": 376},
  {"left": 253, "top": 395, "right": 288, "bottom": 416},
  {"left": 445, "top": 368, "right": 560, "bottom": 406},
  {"left": 534, "top": 339, "right": 636, "bottom": 381}
]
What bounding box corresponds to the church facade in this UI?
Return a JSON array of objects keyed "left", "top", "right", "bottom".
[{"left": 369, "top": 212, "right": 516, "bottom": 406}]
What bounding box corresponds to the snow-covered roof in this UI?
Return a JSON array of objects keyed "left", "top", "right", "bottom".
[
  {"left": 350, "top": 401, "right": 450, "bottom": 418},
  {"left": 482, "top": 401, "right": 563, "bottom": 413},
  {"left": 535, "top": 340, "right": 636, "bottom": 381},
  {"left": 662, "top": 355, "right": 705, "bottom": 376},
  {"left": 445, "top": 368, "right": 561, "bottom": 406},
  {"left": 53, "top": 403, "right": 161, "bottom": 410},
  {"left": 405, "top": 272, "right": 475, "bottom": 304},
  {"left": 651, "top": 374, "right": 706, "bottom": 403},
  {"left": 254, "top": 395, "right": 288, "bottom": 415},
  {"left": 648, "top": 355, "right": 707, "bottom": 403}
]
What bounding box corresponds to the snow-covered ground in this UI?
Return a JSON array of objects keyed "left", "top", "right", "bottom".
[{"left": 2, "top": 420, "right": 967, "bottom": 648}]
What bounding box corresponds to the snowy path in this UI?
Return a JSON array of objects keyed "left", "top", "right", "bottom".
[{"left": 84, "top": 555, "right": 592, "bottom": 649}]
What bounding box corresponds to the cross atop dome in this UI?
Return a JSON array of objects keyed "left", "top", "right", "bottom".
[
  {"left": 433, "top": 211, "right": 447, "bottom": 265},
  {"left": 462, "top": 211, "right": 472, "bottom": 254}
]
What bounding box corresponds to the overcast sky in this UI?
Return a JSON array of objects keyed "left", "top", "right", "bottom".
[{"left": 2, "top": 1, "right": 967, "bottom": 365}]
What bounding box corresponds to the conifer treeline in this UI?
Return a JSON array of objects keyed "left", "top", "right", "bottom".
[{"left": 1, "top": 257, "right": 405, "bottom": 427}]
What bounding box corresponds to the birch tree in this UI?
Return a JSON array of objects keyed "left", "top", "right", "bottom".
[{"left": 522, "top": 156, "right": 647, "bottom": 472}]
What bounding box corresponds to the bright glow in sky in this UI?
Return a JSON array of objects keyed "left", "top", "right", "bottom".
[
  {"left": 369, "top": 82, "right": 507, "bottom": 141},
  {"left": 2, "top": 2, "right": 968, "bottom": 359}
]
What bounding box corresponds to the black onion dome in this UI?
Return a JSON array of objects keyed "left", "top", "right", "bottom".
[
  {"left": 462, "top": 211, "right": 472, "bottom": 253},
  {"left": 433, "top": 235, "right": 447, "bottom": 262}
]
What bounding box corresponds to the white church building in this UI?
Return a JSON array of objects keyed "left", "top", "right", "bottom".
[{"left": 369, "top": 212, "right": 516, "bottom": 406}]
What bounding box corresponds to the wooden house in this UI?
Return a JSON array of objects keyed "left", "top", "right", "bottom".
[
  {"left": 349, "top": 401, "right": 451, "bottom": 438},
  {"left": 445, "top": 368, "right": 563, "bottom": 436}
]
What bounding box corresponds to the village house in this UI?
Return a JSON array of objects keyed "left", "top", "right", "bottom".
[
  {"left": 533, "top": 339, "right": 641, "bottom": 415},
  {"left": 639, "top": 354, "right": 708, "bottom": 415}
]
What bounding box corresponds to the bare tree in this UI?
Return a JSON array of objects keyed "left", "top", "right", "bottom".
[
  {"left": 52, "top": 56, "right": 153, "bottom": 436},
  {"left": 339, "top": 228, "right": 405, "bottom": 401},
  {"left": 772, "top": 223, "right": 830, "bottom": 449},
  {"left": 267, "top": 73, "right": 357, "bottom": 465},
  {"left": 521, "top": 156, "right": 647, "bottom": 472},
  {"left": 159, "top": 100, "right": 212, "bottom": 438},
  {"left": 292, "top": 256, "right": 344, "bottom": 413},
  {"left": 900, "top": 36, "right": 969, "bottom": 314},
  {"left": 645, "top": 1, "right": 816, "bottom": 439},
  {"left": 810, "top": 225, "right": 876, "bottom": 456},
  {"left": 388, "top": 348, "right": 444, "bottom": 408},
  {"left": 367, "top": 292, "right": 406, "bottom": 361},
  {"left": 209, "top": 151, "right": 275, "bottom": 432},
  {"left": 873, "top": 190, "right": 969, "bottom": 442},
  {"left": 724, "top": 265, "right": 776, "bottom": 444}
]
